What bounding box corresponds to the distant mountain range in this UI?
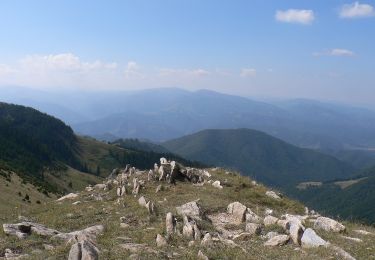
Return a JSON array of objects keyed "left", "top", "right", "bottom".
[
  {"left": 3, "top": 87, "right": 375, "bottom": 160},
  {"left": 162, "top": 128, "right": 354, "bottom": 188}
]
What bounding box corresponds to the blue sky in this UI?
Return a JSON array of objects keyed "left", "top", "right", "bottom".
[{"left": 0, "top": 0, "right": 374, "bottom": 105}]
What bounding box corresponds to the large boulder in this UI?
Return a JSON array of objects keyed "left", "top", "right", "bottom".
[
  {"left": 156, "top": 234, "right": 167, "bottom": 247},
  {"left": 301, "top": 228, "right": 329, "bottom": 248},
  {"left": 227, "top": 202, "right": 247, "bottom": 224},
  {"left": 314, "top": 217, "right": 345, "bottom": 233},
  {"left": 176, "top": 201, "right": 201, "bottom": 220}
]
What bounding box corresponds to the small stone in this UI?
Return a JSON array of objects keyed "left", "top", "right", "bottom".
[
  {"left": 212, "top": 180, "right": 223, "bottom": 189},
  {"left": 197, "top": 250, "right": 209, "bottom": 260},
  {"left": 265, "top": 191, "right": 281, "bottom": 200},
  {"left": 156, "top": 234, "right": 167, "bottom": 247},
  {"left": 57, "top": 193, "right": 79, "bottom": 201},
  {"left": 264, "top": 235, "right": 290, "bottom": 246}
]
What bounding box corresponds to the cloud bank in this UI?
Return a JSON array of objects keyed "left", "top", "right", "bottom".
[{"left": 275, "top": 9, "right": 315, "bottom": 24}]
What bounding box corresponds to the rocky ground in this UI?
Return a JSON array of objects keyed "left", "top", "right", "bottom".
[{"left": 1, "top": 159, "right": 374, "bottom": 259}]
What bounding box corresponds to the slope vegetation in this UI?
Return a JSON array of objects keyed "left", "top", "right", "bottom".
[{"left": 163, "top": 128, "right": 354, "bottom": 187}]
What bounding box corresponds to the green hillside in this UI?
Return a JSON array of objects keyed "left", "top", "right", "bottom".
[
  {"left": 163, "top": 128, "right": 355, "bottom": 188},
  {"left": 292, "top": 167, "right": 375, "bottom": 224},
  {"left": 0, "top": 102, "right": 203, "bottom": 196}
]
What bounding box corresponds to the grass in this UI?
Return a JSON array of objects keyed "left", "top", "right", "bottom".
[{"left": 0, "top": 168, "right": 374, "bottom": 259}]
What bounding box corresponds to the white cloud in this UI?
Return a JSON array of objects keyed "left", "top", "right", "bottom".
[
  {"left": 240, "top": 68, "right": 257, "bottom": 78},
  {"left": 0, "top": 64, "right": 16, "bottom": 76},
  {"left": 20, "top": 53, "right": 117, "bottom": 72},
  {"left": 124, "top": 61, "right": 142, "bottom": 78},
  {"left": 340, "top": 2, "right": 375, "bottom": 18},
  {"left": 313, "top": 48, "right": 355, "bottom": 57},
  {"left": 275, "top": 9, "right": 315, "bottom": 24},
  {"left": 158, "top": 68, "right": 209, "bottom": 78}
]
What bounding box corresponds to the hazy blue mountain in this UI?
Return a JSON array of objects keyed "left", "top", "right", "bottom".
[
  {"left": 3, "top": 87, "right": 375, "bottom": 156},
  {"left": 162, "top": 128, "right": 354, "bottom": 188}
]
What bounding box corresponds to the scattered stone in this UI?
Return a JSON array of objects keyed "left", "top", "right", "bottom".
[
  {"left": 245, "top": 208, "right": 262, "bottom": 224},
  {"left": 212, "top": 180, "right": 223, "bottom": 189},
  {"left": 43, "top": 244, "right": 55, "bottom": 251},
  {"left": 264, "top": 208, "right": 273, "bottom": 216},
  {"left": 120, "top": 243, "right": 157, "bottom": 254},
  {"left": 245, "top": 223, "right": 262, "bottom": 235},
  {"left": 138, "top": 196, "right": 147, "bottom": 207},
  {"left": 289, "top": 222, "right": 304, "bottom": 245},
  {"left": 155, "top": 184, "right": 163, "bottom": 193},
  {"left": 353, "top": 229, "right": 372, "bottom": 235},
  {"left": 264, "top": 235, "right": 290, "bottom": 246},
  {"left": 264, "top": 215, "right": 278, "bottom": 226},
  {"left": 227, "top": 202, "right": 247, "bottom": 224},
  {"left": 301, "top": 228, "right": 329, "bottom": 248},
  {"left": 201, "top": 233, "right": 213, "bottom": 246},
  {"left": 176, "top": 201, "right": 201, "bottom": 220},
  {"left": 262, "top": 231, "right": 279, "bottom": 240},
  {"left": 156, "top": 234, "right": 167, "bottom": 247},
  {"left": 72, "top": 201, "right": 81, "bottom": 205},
  {"left": 329, "top": 245, "right": 356, "bottom": 260},
  {"left": 233, "top": 232, "right": 253, "bottom": 241},
  {"left": 120, "top": 223, "right": 130, "bottom": 229},
  {"left": 341, "top": 236, "right": 363, "bottom": 243},
  {"left": 314, "top": 217, "right": 345, "bottom": 233},
  {"left": 57, "top": 193, "right": 79, "bottom": 202},
  {"left": 94, "top": 183, "right": 106, "bottom": 190},
  {"left": 4, "top": 248, "right": 28, "bottom": 259},
  {"left": 166, "top": 212, "right": 176, "bottom": 237},
  {"left": 197, "top": 250, "right": 209, "bottom": 260},
  {"left": 3, "top": 222, "right": 60, "bottom": 239},
  {"left": 265, "top": 191, "right": 281, "bottom": 200},
  {"left": 68, "top": 239, "right": 99, "bottom": 260},
  {"left": 117, "top": 185, "right": 126, "bottom": 197},
  {"left": 53, "top": 225, "right": 104, "bottom": 243}
]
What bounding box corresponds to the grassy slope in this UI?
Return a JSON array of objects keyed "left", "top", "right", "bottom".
[
  {"left": 0, "top": 168, "right": 374, "bottom": 259},
  {"left": 163, "top": 129, "right": 354, "bottom": 188}
]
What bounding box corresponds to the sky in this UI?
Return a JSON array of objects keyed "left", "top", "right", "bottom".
[{"left": 0, "top": 0, "right": 374, "bottom": 106}]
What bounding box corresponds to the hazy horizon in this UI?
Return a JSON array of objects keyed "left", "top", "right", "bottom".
[{"left": 1, "top": 1, "right": 374, "bottom": 107}]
